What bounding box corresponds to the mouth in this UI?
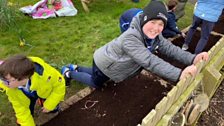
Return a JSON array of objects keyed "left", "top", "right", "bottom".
[
  {"left": 145, "top": 31, "right": 159, "bottom": 39},
  {"left": 149, "top": 31, "right": 158, "bottom": 36}
]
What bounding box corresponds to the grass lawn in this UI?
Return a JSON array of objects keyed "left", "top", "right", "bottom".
[{"left": 0, "top": 0, "right": 194, "bottom": 125}]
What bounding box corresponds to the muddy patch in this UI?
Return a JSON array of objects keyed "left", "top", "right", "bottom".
[
  {"left": 213, "top": 11, "right": 224, "bottom": 34},
  {"left": 43, "top": 74, "right": 173, "bottom": 126}
]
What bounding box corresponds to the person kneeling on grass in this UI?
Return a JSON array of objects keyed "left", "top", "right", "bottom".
[
  {"left": 61, "top": 1, "right": 209, "bottom": 88},
  {"left": 0, "top": 55, "right": 66, "bottom": 126},
  {"left": 162, "top": 0, "right": 186, "bottom": 38}
]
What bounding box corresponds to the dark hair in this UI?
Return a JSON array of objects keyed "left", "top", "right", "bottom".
[
  {"left": 0, "top": 55, "right": 35, "bottom": 80},
  {"left": 167, "top": 0, "right": 178, "bottom": 11}
]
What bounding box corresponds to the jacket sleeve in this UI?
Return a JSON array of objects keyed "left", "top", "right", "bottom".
[
  {"left": 122, "top": 35, "right": 182, "bottom": 82},
  {"left": 43, "top": 79, "right": 65, "bottom": 111},
  {"left": 158, "top": 35, "right": 196, "bottom": 65},
  {"left": 6, "top": 89, "right": 35, "bottom": 126},
  {"left": 42, "top": 64, "right": 66, "bottom": 111}
]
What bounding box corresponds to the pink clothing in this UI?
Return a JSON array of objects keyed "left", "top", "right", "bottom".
[{"left": 0, "top": 60, "right": 3, "bottom": 65}]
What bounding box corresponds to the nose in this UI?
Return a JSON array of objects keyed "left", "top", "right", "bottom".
[{"left": 154, "top": 23, "right": 161, "bottom": 30}]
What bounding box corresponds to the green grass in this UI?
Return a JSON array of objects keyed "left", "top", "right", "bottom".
[
  {"left": 0, "top": 0, "right": 19, "bottom": 31},
  {"left": 177, "top": 2, "right": 194, "bottom": 29},
  {"left": 0, "top": 0, "right": 194, "bottom": 125}
]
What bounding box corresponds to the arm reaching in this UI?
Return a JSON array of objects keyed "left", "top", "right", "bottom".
[
  {"left": 179, "top": 65, "right": 197, "bottom": 80},
  {"left": 193, "top": 52, "right": 209, "bottom": 65}
]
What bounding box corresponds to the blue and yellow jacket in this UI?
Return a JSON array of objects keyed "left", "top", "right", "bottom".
[{"left": 0, "top": 57, "right": 66, "bottom": 126}]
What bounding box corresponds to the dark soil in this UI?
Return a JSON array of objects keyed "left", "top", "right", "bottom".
[
  {"left": 213, "top": 10, "right": 224, "bottom": 34},
  {"left": 159, "top": 30, "right": 221, "bottom": 70},
  {"left": 171, "top": 30, "right": 221, "bottom": 54},
  {"left": 43, "top": 74, "right": 173, "bottom": 126},
  {"left": 43, "top": 14, "right": 223, "bottom": 126},
  {"left": 197, "top": 80, "right": 224, "bottom": 126}
]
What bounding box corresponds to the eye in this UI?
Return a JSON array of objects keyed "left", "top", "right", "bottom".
[
  {"left": 159, "top": 23, "right": 164, "bottom": 27},
  {"left": 150, "top": 21, "right": 156, "bottom": 24}
]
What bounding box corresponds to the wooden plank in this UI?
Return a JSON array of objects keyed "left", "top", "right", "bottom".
[
  {"left": 156, "top": 75, "right": 203, "bottom": 126},
  {"left": 141, "top": 109, "right": 156, "bottom": 126},
  {"left": 166, "top": 87, "right": 178, "bottom": 113},
  {"left": 81, "top": 0, "right": 90, "bottom": 12},
  {"left": 152, "top": 97, "right": 168, "bottom": 125}
]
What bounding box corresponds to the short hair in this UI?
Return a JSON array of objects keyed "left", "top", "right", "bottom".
[
  {"left": 0, "top": 55, "right": 34, "bottom": 80},
  {"left": 167, "top": 0, "right": 178, "bottom": 11}
]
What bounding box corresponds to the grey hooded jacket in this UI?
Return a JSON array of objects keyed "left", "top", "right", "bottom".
[{"left": 94, "top": 14, "right": 195, "bottom": 82}]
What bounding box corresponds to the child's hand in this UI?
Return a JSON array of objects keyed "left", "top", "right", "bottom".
[
  {"left": 42, "top": 107, "right": 50, "bottom": 113},
  {"left": 180, "top": 65, "right": 197, "bottom": 80},
  {"left": 193, "top": 52, "right": 209, "bottom": 65}
]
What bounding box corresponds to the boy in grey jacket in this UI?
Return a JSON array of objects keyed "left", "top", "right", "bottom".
[{"left": 61, "top": 1, "right": 208, "bottom": 88}]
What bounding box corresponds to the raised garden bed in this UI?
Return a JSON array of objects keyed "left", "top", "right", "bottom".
[
  {"left": 42, "top": 25, "right": 223, "bottom": 126},
  {"left": 196, "top": 13, "right": 224, "bottom": 125},
  {"left": 43, "top": 74, "right": 173, "bottom": 126}
]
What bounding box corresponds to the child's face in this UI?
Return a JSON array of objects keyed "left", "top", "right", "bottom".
[
  {"left": 3, "top": 74, "right": 28, "bottom": 88},
  {"left": 142, "top": 19, "right": 164, "bottom": 39}
]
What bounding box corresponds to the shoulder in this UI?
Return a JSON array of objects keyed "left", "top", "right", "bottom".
[
  {"left": 28, "top": 57, "right": 45, "bottom": 75},
  {"left": 157, "top": 34, "right": 166, "bottom": 41},
  {"left": 123, "top": 8, "right": 142, "bottom": 16},
  {"left": 168, "top": 12, "right": 176, "bottom": 19},
  {"left": 122, "top": 26, "right": 143, "bottom": 44},
  {"left": 28, "top": 56, "right": 45, "bottom": 64},
  {"left": 156, "top": 34, "right": 169, "bottom": 45}
]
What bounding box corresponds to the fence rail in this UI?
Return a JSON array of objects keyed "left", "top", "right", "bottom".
[{"left": 138, "top": 35, "right": 224, "bottom": 126}]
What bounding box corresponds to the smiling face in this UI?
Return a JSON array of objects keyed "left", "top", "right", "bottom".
[{"left": 142, "top": 19, "right": 164, "bottom": 39}]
